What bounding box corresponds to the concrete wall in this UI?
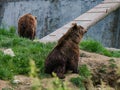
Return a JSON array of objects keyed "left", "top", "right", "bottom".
[
  {"left": 0, "top": 0, "right": 120, "bottom": 48},
  {"left": 85, "top": 8, "right": 120, "bottom": 48}
]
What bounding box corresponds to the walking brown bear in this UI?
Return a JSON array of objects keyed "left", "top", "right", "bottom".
[
  {"left": 45, "top": 23, "right": 87, "bottom": 79},
  {"left": 18, "top": 13, "right": 37, "bottom": 40}
]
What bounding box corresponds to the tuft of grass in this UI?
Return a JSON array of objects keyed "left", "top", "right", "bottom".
[
  {"left": 108, "top": 59, "right": 117, "bottom": 69},
  {"left": 70, "top": 77, "right": 86, "bottom": 90},
  {"left": 110, "top": 51, "right": 120, "bottom": 58},
  {"left": 0, "top": 68, "right": 14, "bottom": 80},
  {"left": 80, "top": 39, "right": 120, "bottom": 57},
  {"left": 52, "top": 72, "right": 68, "bottom": 90},
  {"left": 0, "top": 26, "right": 16, "bottom": 37},
  {"left": 9, "top": 26, "right": 16, "bottom": 34},
  {"left": 29, "top": 60, "right": 42, "bottom": 90},
  {"left": 79, "top": 65, "right": 91, "bottom": 78},
  {"left": 0, "top": 51, "right": 14, "bottom": 80},
  {"left": 80, "top": 39, "right": 103, "bottom": 52},
  {"left": 70, "top": 65, "right": 91, "bottom": 90}
]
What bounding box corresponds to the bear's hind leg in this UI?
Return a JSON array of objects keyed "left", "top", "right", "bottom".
[{"left": 68, "top": 59, "right": 79, "bottom": 74}]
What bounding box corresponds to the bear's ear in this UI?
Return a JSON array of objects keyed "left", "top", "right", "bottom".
[
  {"left": 79, "top": 25, "right": 84, "bottom": 29},
  {"left": 72, "top": 23, "right": 77, "bottom": 29},
  {"left": 79, "top": 25, "right": 87, "bottom": 33}
]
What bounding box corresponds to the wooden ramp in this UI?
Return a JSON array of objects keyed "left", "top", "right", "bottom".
[{"left": 40, "top": 0, "right": 120, "bottom": 43}]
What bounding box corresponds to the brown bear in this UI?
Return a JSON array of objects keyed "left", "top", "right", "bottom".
[
  {"left": 44, "top": 23, "right": 87, "bottom": 79},
  {"left": 18, "top": 13, "right": 37, "bottom": 40}
]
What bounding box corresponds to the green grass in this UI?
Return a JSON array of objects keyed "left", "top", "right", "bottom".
[
  {"left": 80, "top": 39, "right": 120, "bottom": 57},
  {"left": 0, "top": 27, "right": 120, "bottom": 80},
  {"left": 70, "top": 65, "right": 91, "bottom": 90},
  {"left": 71, "top": 77, "right": 85, "bottom": 90},
  {"left": 0, "top": 27, "right": 55, "bottom": 80}
]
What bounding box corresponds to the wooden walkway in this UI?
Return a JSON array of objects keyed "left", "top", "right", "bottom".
[{"left": 40, "top": 0, "right": 120, "bottom": 43}]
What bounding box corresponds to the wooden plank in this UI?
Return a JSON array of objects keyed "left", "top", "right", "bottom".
[
  {"left": 103, "top": 0, "right": 120, "bottom": 3},
  {"left": 102, "top": 1, "right": 120, "bottom": 3},
  {"left": 104, "top": 0, "right": 120, "bottom": 2},
  {"left": 70, "top": 21, "right": 91, "bottom": 29},
  {"left": 40, "top": 0, "right": 120, "bottom": 43},
  {"left": 87, "top": 11, "right": 107, "bottom": 13},
  {"left": 87, "top": 8, "right": 109, "bottom": 13},
  {"left": 96, "top": 3, "right": 119, "bottom": 8},
  {"left": 79, "top": 2, "right": 120, "bottom": 29},
  {"left": 75, "top": 13, "right": 104, "bottom": 21},
  {"left": 94, "top": 7, "right": 110, "bottom": 8},
  {"left": 74, "top": 20, "right": 92, "bottom": 21}
]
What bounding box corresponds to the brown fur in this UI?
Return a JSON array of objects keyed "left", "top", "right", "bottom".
[
  {"left": 44, "top": 23, "right": 87, "bottom": 79},
  {"left": 18, "top": 13, "right": 37, "bottom": 40}
]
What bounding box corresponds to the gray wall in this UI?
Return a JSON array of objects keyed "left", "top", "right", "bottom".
[
  {"left": 0, "top": 0, "right": 120, "bottom": 48},
  {"left": 85, "top": 8, "right": 120, "bottom": 48}
]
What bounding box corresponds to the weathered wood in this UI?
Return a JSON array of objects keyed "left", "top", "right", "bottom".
[
  {"left": 40, "top": 0, "right": 120, "bottom": 43},
  {"left": 75, "top": 2, "right": 120, "bottom": 30}
]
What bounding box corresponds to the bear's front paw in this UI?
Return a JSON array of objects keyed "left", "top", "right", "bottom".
[
  {"left": 72, "top": 69, "right": 79, "bottom": 74},
  {"left": 57, "top": 73, "right": 65, "bottom": 79}
]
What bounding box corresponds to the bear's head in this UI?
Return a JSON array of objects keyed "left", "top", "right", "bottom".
[
  {"left": 26, "top": 13, "right": 37, "bottom": 25},
  {"left": 70, "top": 23, "right": 87, "bottom": 44},
  {"left": 72, "top": 23, "right": 87, "bottom": 35}
]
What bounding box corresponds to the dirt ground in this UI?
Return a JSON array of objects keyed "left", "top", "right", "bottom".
[{"left": 0, "top": 50, "right": 120, "bottom": 90}]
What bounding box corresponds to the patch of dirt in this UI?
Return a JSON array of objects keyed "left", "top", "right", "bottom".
[
  {"left": 0, "top": 50, "right": 120, "bottom": 90},
  {"left": 0, "top": 80, "right": 11, "bottom": 90},
  {"left": 79, "top": 50, "right": 120, "bottom": 89}
]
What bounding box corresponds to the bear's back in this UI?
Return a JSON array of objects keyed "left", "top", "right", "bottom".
[{"left": 18, "top": 13, "right": 37, "bottom": 40}]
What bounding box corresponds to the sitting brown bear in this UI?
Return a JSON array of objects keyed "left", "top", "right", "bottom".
[
  {"left": 44, "top": 23, "right": 87, "bottom": 79},
  {"left": 18, "top": 13, "right": 37, "bottom": 40}
]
